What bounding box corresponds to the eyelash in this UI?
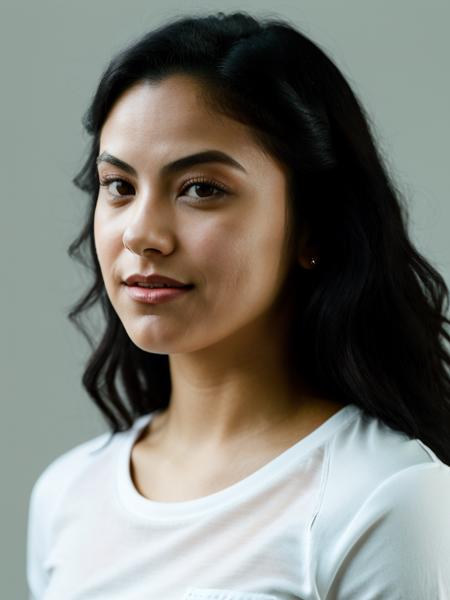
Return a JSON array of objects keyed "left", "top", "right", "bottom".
[{"left": 98, "top": 175, "right": 229, "bottom": 203}]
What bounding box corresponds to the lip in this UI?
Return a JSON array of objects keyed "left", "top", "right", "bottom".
[
  {"left": 123, "top": 284, "right": 193, "bottom": 305},
  {"left": 124, "top": 273, "right": 190, "bottom": 287}
]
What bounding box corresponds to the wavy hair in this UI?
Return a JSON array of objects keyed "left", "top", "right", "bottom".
[{"left": 68, "top": 10, "right": 450, "bottom": 464}]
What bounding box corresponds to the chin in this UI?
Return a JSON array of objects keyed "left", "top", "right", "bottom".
[{"left": 121, "top": 325, "right": 180, "bottom": 355}]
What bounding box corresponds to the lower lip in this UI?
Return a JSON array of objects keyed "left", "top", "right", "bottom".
[{"left": 124, "top": 284, "right": 193, "bottom": 304}]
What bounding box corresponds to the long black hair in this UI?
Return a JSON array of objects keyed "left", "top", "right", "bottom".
[{"left": 69, "top": 10, "right": 450, "bottom": 465}]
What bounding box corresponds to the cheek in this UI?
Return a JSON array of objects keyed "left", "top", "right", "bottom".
[
  {"left": 93, "top": 210, "right": 119, "bottom": 279},
  {"left": 193, "top": 222, "right": 250, "bottom": 290},
  {"left": 194, "top": 211, "right": 286, "bottom": 300}
]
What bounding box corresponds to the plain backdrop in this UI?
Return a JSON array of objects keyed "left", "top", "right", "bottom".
[{"left": 1, "top": 1, "right": 449, "bottom": 597}]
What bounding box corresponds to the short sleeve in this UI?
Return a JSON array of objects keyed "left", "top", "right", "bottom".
[
  {"left": 324, "top": 462, "right": 450, "bottom": 599},
  {"left": 26, "top": 431, "right": 113, "bottom": 599},
  {"left": 26, "top": 472, "right": 53, "bottom": 600}
]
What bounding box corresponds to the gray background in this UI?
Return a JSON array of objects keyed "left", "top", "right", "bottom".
[{"left": 1, "top": 1, "right": 449, "bottom": 597}]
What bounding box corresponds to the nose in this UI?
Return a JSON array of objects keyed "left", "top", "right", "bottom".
[{"left": 122, "top": 191, "right": 175, "bottom": 256}]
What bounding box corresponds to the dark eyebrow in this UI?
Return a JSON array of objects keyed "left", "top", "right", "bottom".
[{"left": 96, "top": 149, "right": 247, "bottom": 177}]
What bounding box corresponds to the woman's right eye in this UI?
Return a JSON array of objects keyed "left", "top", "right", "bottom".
[{"left": 99, "top": 177, "right": 135, "bottom": 198}]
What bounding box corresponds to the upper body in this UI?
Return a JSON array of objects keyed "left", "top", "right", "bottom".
[
  {"left": 27, "top": 402, "right": 450, "bottom": 600},
  {"left": 32, "top": 14, "right": 450, "bottom": 600}
]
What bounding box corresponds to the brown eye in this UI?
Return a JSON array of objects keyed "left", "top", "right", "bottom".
[
  {"left": 99, "top": 177, "right": 135, "bottom": 198},
  {"left": 179, "top": 177, "right": 229, "bottom": 202},
  {"left": 184, "top": 182, "right": 219, "bottom": 199}
]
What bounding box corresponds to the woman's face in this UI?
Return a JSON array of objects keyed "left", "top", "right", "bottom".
[{"left": 94, "top": 76, "right": 297, "bottom": 355}]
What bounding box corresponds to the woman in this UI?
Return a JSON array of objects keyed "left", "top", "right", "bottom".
[{"left": 27, "top": 10, "right": 450, "bottom": 600}]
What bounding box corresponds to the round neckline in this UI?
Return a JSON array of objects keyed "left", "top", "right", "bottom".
[{"left": 116, "top": 403, "right": 360, "bottom": 521}]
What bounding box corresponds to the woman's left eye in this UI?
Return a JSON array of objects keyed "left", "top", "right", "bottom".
[{"left": 179, "top": 177, "right": 229, "bottom": 202}]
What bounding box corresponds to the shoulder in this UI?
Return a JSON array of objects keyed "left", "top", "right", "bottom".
[
  {"left": 27, "top": 429, "right": 117, "bottom": 553},
  {"left": 357, "top": 461, "right": 450, "bottom": 537},
  {"left": 26, "top": 429, "right": 118, "bottom": 597},
  {"left": 309, "top": 407, "right": 450, "bottom": 598},
  {"left": 28, "top": 413, "right": 152, "bottom": 514},
  {"left": 29, "top": 429, "right": 114, "bottom": 508},
  {"left": 322, "top": 405, "right": 440, "bottom": 513},
  {"left": 322, "top": 463, "right": 450, "bottom": 598},
  {"left": 316, "top": 405, "right": 446, "bottom": 530}
]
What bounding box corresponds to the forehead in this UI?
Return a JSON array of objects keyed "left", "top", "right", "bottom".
[{"left": 99, "top": 75, "right": 275, "bottom": 175}]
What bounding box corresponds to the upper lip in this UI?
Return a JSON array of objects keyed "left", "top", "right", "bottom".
[{"left": 124, "top": 273, "right": 191, "bottom": 287}]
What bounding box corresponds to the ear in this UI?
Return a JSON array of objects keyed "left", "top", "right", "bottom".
[{"left": 297, "top": 221, "right": 319, "bottom": 269}]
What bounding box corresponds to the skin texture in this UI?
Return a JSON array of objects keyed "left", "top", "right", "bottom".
[{"left": 94, "top": 76, "right": 344, "bottom": 497}]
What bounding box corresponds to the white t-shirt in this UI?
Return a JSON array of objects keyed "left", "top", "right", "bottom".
[{"left": 26, "top": 403, "right": 450, "bottom": 600}]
